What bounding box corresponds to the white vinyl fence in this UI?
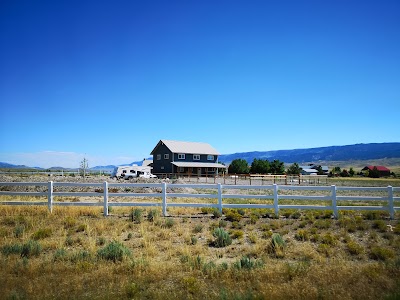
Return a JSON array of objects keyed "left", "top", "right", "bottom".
[{"left": 0, "top": 182, "right": 399, "bottom": 219}]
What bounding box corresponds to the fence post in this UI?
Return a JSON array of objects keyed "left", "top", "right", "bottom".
[
  {"left": 388, "top": 186, "right": 394, "bottom": 220},
  {"left": 162, "top": 182, "right": 167, "bottom": 216},
  {"left": 103, "top": 181, "right": 108, "bottom": 217},
  {"left": 331, "top": 185, "right": 338, "bottom": 219},
  {"left": 273, "top": 184, "right": 279, "bottom": 217},
  {"left": 218, "top": 183, "right": 223, "bottom": 213},
  {"left": 47, "top": 181, "right": 53, "bottom": 213}
]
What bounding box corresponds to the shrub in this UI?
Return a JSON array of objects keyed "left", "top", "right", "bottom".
[
  {"left": 372, "top": 220, "right": 387, "bottom": 232},
  {"left": 14, "top": 225, "right": 25, "bottom": 238},
  {"left": 161, "top": 218, "right": 175, "bottom": 229},
  {"left": 193, "top": 224, "right": 204, "bottom": 233},
  {"left": 212, "top": 208, "right": 222, "bottom": 218},
  {"left": 370, "top": 247, "right": 395, "bottom": 261},
  {"left": 147, "top": 209, "right": 159, "bottom": 222},
  {"left": 347, "top": 241, "right": 364, "bottom": 256},
  {"left": 268, "top": 233, "right": 286, "bottom": 258},
  {"left": 20, "top": 240, "right": 42, "bottom": 258},
  {"left": 218, "top": 219, "right": 227, "bottom": 228},
  {"left": 211, "top": 228, "right": 232, "bottom": 248},
  {"left": 224, "top": 210, "right": 242, "bottom": 222},
  {"left": 1, "top": 243, "right": 22, "bottom": 256},
  {"left": 97, "top": 241, "right": 132, "bottom": 262},
  {"left": 130, "top": 208, "right": 143, "bottom": 223},
  {"left": 231, "top": 230, "right": 244, "bottom": 239},
  {"left": 76, "top": 224, "right": 87, "bottom": 233},
  {"left": 190, "top": 236, "right": 198, "bottom": 245},
  {"left": 233, "top": 256, "right": 263, "bottom": 270},
  {"left": 295, "top": 230, "right": 309, "bottom": 241},
  {"left": 31, "top": 228, "right": 52, "bottom": 240}
]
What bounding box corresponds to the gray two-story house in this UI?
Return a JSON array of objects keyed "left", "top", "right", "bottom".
[{"left": 150, "top": 140, "right": 226, "bottom": 176}]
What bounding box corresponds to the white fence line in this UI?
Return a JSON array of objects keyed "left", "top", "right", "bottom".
[{"left": 0, "top": 182, "right": 399, "bottom": 219}]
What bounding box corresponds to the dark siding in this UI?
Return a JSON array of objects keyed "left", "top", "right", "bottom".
[{"left": 152, "top": 143, "right": 173, "bottom": 174}]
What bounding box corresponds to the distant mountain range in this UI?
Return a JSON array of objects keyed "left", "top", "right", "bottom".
[
  {"left": 1, "top": 143, "right": 399, "bottom": 170},
  {"left": 218, "top": 142, "right": 400, "bottom": 164}
]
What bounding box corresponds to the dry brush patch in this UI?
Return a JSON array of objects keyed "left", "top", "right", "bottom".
[{"left": 0, "top": 203, "right": 399, "bottom": 300}]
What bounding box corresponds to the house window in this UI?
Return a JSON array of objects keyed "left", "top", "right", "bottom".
[
  {"left": 178, "top": 153, "right": 185, "bottom": 159},
  {"left": 208, "top": 168, "right": 215, "bottom": 172},
  {"left": 157, "top": 154, "right": 161, "bottom": 160},
  {"left": 161, "top": 166, "right": 164, "bottom": 170},
  {"left": 193, "top": 154, "right": 200, "bottom": 160},
  {"left": 164, "top": 154, "right": 169, "bottom": 159},
  {"left": 178, "top": 167, "right": 185, "bottom": 172},
  {"left": 207, "top": 155, "right": 214, "bottom": 161}
]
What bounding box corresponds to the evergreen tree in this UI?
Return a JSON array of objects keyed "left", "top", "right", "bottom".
[
  {"left": 228, "top": 159, "right": 250, "bottom": 174},
  {"left": 269, "top": 160, "right": 285, "bottom": 175},
  {"left": 250, "top": 158, "right": 270, "bottom": 174},
  {"left": 286, "top": 163, "right": 302, "bottom": 175}
]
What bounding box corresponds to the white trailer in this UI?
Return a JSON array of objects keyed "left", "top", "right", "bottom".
[{"left": 111, "top": 165, "right": 156, "bottom": 179}]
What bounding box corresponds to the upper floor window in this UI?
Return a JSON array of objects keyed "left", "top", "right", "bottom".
[
  {"left": 207, "top": 155, "right": 214, "bottom": 161},
  {"left": 164, "top": 154, "right": 169, "bottom": 159},
  {"left": 178, "top": 153, "right": 185, "bottom": 159},
  {"left": 193, "top": 154, "right": 200, "bottom": 160},
  {"left": 157, "top": 154, "right": 161, "bottom": 160}
]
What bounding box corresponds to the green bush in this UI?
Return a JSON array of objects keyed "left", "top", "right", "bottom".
[
  {"left": 211, "top": 228, "right": 232, "bottom": 248},
  {"left": 224, "top": 210, "right": 243, "bottom": 222},
  {"left": 212, "top": 208, "right": 222, "bottom": 218},
  {"left": 31, "top": 228, "right": 52, "bottom": 240},
  {"left": 347, "top": 241, "right": 364, "bottom": 256},
  {"left": 130, "top": 208, "right": 143, "bottom": 223},
  {"left": 20, "top": 240, "right": 42, "bottom": 258},
  {"left": 372, "top": 220, "right": 387, "bottom": 232},
  {"left": 193, "top": 224, "right": 204, "bottom": 233},
  {"left": 269, "top": 233, "right": 286, "bottom": 258},
  {"left": 370, "top": 247, "right": 395, "bottom": 261},
  {"left": 97, "top": 241, "right": 132, "bottom": 262},
  {"left": 231, "top": 230, "right": 244, "bottom": 239},
  {"left": 14, "top": 225, "right": 25, "bottom": 238},
  {"left": 295, "top": 230, "right": 309, "bottom": 241},
  {"left": 161, "top": 218, "right": 175, "bottom": 229},
  {"left": 147, "top": 209, "right": 159, "bottom": 222},
  {"left": 233, "top": 256, "right": 263, "bottom": 270}
]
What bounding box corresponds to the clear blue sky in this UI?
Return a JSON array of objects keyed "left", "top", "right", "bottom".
[{"left": 1, "top": 0, "right": 399, "bottom": 168}]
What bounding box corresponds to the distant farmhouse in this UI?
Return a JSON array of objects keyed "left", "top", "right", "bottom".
[
  {"left": 150, "top": 140, "right": 227, "bottom": 176},
  {"left": 299, "top": 164, "right": 329, "bottom": 175},
  {"left": 362, "top": 165, "right": 391, "bottom": 177}
]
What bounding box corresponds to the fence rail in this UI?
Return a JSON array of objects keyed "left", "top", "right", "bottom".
[{"left": 0, "top": 181, "right": 399, "bottom": 219}]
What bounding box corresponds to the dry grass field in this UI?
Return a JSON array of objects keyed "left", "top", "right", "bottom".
[{"left": 0, "top": 177, "right": 400, "bottom": 299}]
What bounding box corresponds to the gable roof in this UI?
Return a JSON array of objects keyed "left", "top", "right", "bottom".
[
  {"left": 362, "top": 166, "right": 390, "bottom": 172},
  {"left": 150, "top": 140, "right": 220, "bottom": 155}
]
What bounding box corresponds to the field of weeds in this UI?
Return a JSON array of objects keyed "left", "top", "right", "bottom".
[
  {"left": 0, "top": 204, "right": 399, "bottom": 299},
  {"left": 0, "top": 176, "right": 400, "bottom": 299}
]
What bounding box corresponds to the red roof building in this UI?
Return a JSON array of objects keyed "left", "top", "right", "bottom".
[{"left": 362, "top": 166, "right": 391, "bottom": 177}]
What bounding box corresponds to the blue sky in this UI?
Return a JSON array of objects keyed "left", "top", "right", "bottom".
[{"left": 1, "top": 0, "right": 399, "bottom": 168}]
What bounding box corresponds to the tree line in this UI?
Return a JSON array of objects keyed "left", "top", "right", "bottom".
[{"left": 228, "top": 158, "right": 297, "bottom": 175}]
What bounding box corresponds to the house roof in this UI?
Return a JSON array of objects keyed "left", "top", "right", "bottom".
[
  {"left": 301, "top": 168, "right": 318, "bottom": 174},
  {"left": 172, "top": 162, "right": 227, "bottom": 168},
  {"left": 150, "top": 140, "right": 220, "bottom": 155},
  {"left": 362, "top": 166, "right": 390, "bottom": 172}
]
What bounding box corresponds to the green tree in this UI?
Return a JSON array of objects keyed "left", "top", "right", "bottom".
[
  {"left": 228, "top": 159, "right": 250, "bottom": 174},
  {"left": 269, "top": 160, "right": 285, "bottom": 175},
  {"left": 286, "top": 163, "right": 302, "bottom": 175},
  {"left": 369, "top": 166, "right": 380, "bottom": 178},
  {"left": 349, "top": 167, "right": 355, "bottom": 177},
  {"left": 250, "top": 158, "right": 270, "bottom": 174}
]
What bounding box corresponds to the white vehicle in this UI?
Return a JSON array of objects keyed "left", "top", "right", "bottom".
[{"left": 111, "top": 165, "right": 156, "bottom": 179}]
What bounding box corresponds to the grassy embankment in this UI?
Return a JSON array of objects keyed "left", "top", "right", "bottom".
[{"left": 0, "top": 178, "right": 399, "bottom": 299}]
